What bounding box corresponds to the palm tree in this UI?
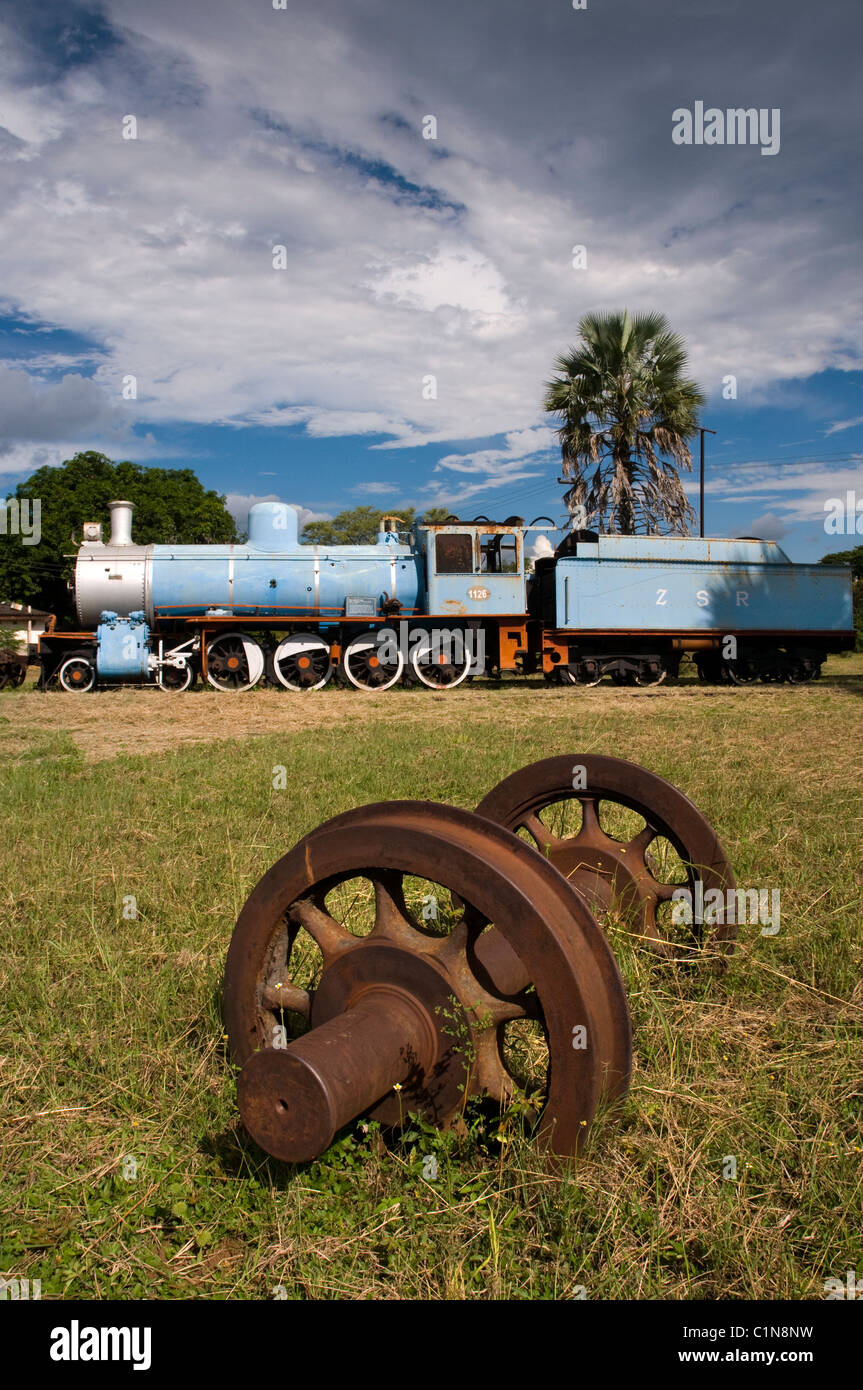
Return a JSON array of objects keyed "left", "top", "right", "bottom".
[{"left": 544, "top": 310, "right": 704, "bottom": 535}]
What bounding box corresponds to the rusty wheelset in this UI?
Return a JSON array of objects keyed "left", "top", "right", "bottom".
[
  {"left": 475, "top": 755, "right": 737, "bottom": 957},
  {"left": 223, "top": 756, "right": 734, "bottom": 1164}
]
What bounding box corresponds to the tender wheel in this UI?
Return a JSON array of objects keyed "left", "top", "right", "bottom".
[
  {"left": 223, "top": 801, "right": 631, "bottom": 1162},
  {"left": 206, "top": 632, "right": 265, "bottom": 691},
  {"left": 787, "top": 660, "right": 819, "bottom": 684},
  {"left": 475, "top": 755, "right": 736, "bottom": 958},
  {"left": 340, "top": 630, "right": 404, "bottom": 691},
  {"left": 696, "top": 656, "right": 722, "bottom": 683},
  {"left": 59, "top": 656, "right": 96, "bottom": 692},
  {"left": 633, "top": 662, "right": 667, "bottom": 687},
  {"left": 272, "top": 633, "right": 333, "bottom": 691},
  {"left": 576, "top": 668, "right": 603, "bottom": 687},
  {"left": 722, "top": 660, "right": 757, "bottom": 685},
  {"left": 408, "top": 630, "right": 472, "bottom": 689}
]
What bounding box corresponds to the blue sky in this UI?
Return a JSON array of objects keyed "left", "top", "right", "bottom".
[{"left": 0, "top": 0, "right": 861, "bottom": 560}]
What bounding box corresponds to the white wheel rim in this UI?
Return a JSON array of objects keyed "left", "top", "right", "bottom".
[
  {"left": 343, "top": 633, "right": 404, "bottom": 691},
  {"left": 273, "top": 634, "right": 332, "bottom": 691},
  {"left": 206, "top": 633, "right": 265, "bottom": 691},
  {"left": 60, "top": 658, "right": 95, "bottom": 692},
  {"left": 159, "top": 663, "right": 193, "bottom": 692},
  {"left": 409, "top": 636, "right": 472, "bottom": 689}
]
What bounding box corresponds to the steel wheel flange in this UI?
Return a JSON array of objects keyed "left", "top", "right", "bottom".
[
  {"left": 475, "top": 755, "right": 736, "bottom": 956},
  {"left": 224, "top": 802, "right": 631, "bottom": 1162}
]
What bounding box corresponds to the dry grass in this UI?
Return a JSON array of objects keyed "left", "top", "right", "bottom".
[{"left": 0, "top": 652, "right": 861, "bottom": 1299}]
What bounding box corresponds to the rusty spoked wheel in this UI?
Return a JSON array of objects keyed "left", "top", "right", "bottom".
[
  {"left": 223, "top": 802, "right": 631, "bottom": 1163},
  {"left": 475, "top": 755, "right": 736, "bottom": 957}
]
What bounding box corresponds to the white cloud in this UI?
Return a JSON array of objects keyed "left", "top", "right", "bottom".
[
  {"left": 0, "top": 442, "right": 72, "bottom": 477},
  {"left": 705, "top": 459, "right": 863, "bottom": 527},
  {"left": 0, "top": 0, "right": 861, "bottom": 474},
  {"left": 529, "top": 534, "right": 555, "bottom": 560},
  {"left": 224, "top": 493, "right": 330, "bottom": 532},
  {"left": 825, "top": 415, "right": 863, "bottom": 436},
  {"left": 351, "top": 482, "right": 398, "bottom": 496}
]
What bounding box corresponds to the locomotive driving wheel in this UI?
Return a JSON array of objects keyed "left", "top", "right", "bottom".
[
  {"left": 271, "top": 633, "right": 332, "bottom": 691},
  {"left": 408, "top": 631, "right": 472, "bottom": 689},
  {"left": 223, "top": 802, "right": 631, "bottom": 1162},
  {"left": 340, "top": 629, "right": 404, "bottom": 691},
  {"left": 206, "top": 632, "right": 265, "bottom": 692},
  {"left": 475, "top": 755, "right": 736, "bottom": 957}
]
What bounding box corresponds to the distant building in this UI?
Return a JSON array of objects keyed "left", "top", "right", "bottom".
[{"left": 0, "top": 601, "right": 55, "bottom": 654}]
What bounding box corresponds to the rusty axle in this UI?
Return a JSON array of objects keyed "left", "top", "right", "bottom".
[{"left": 237, "top": 986, "right": 437, "bottom": 1163}]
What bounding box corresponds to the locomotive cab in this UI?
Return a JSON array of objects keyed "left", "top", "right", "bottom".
[{"left": 419, "top": 520, "right": 527, "bottom": 616}]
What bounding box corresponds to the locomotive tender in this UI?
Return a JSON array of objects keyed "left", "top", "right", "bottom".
[{"left": 38, "top": 498, "right": 854, "bottom": 692}]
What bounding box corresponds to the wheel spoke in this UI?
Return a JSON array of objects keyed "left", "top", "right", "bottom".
[
  {"left": 261, "top": 981, "right": 311, "bottom": 1016},
  {"left": 480, "top": 994, "right": 529, "bottom": 1025},
  {"left": 627, "top": 823, "right": 658, "bottom": 862},
  {"left": 370, "top": 872, "right": 421, "bottom": 945},
  {"left": 287, "top": 897, "right": 354, "bottom": 961},
  {"left": 577, "top": 796, "right": 602, "bottom": 841},
  {"left": 519, "top": 811, "right": 558, "bottom": 852},
  {"left": 652, "top": 879, "right": 688, "bottom": 903},
  {"left": 468, "top": 1029, "right": 516, "bottom": 1105}
]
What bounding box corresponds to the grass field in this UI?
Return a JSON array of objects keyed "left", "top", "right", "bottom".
[{"left": 1, "top": 655, "right": 861, "bottom": 1300}]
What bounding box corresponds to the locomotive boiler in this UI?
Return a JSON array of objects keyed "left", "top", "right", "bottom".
[{"left": 37, "top": 498, "right": 855, "bottom": 692}]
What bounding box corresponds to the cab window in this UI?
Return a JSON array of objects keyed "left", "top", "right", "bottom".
[
  {"left": 435, "top": 532, "right": 474, "bottom": 573},
  {"left": 480, "top": 533, "right": 519, "bottom": 574}
]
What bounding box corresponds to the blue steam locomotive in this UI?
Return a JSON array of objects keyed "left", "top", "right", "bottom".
[{"left": 38, "top": 498, "right": 854, "bottom": 691}]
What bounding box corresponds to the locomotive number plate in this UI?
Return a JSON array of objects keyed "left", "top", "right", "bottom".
[{"left": 467, "top": 586, "right": 490, "bottom": 601}]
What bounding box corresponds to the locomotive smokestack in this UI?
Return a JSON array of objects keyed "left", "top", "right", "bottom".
[{"left": 109, "top": 500, "right": 134, "bottom": 546}]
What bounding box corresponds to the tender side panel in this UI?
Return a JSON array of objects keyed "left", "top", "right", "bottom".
[{"left": 553, "top": 557, "right": 854, "bottom": 634}]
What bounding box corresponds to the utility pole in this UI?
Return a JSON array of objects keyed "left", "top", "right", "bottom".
[{"left": 699, "top": 428, "right": 716, "bottom": 538}]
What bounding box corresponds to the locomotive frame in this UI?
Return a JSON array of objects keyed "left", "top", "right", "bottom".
[{"left": 36, "top": 503, "right": 855, "bottom": 693}]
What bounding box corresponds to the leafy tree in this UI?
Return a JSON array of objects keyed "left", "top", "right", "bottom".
[
  {"left": 819, "top": 544, "right": 863, "bottom": 579},
  {"left": 0, "top": 451, "right": 239, "bottom": 621},
  {"left": 820, "top": 544, "right": 863, "bottom": 648},
  {"left": 544, "top": 309, "right": 704, "bottom": 534},
  {"left": 0, "top": 626, "right": 21, "bottom": 656},
  {"left": 301, "top": 506, "right": 421, "bottom": 544},
  {"left": 301, "top": 505, "right": 462, "bottom": 545}
]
